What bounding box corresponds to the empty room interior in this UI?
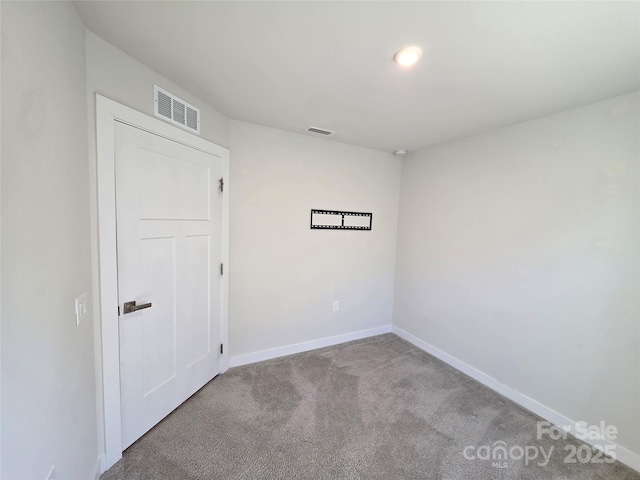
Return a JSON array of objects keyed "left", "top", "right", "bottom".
[{"left": 1, "top": 1, "right": 639, "bottom": 479}]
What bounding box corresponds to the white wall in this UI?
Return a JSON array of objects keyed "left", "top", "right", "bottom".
[
  {"left": 1, "top": 2, "right": 98, "bottom": 478},
  {"left": 393, "top": 92, "right": 640, "bottom": 457},
  {"left": 229, "top": 121, "right": 402, "bottom": 358},
  {"left": 84, "top": 30, "right": 231, "bottom": 464}
]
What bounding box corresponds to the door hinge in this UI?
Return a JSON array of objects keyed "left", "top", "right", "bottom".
[
  {"left": 220, "top": 263, "right": 224, "bottom": 275},
  {"left": 220, "top": 343, "right": 224, "bottom": 354},
  {"left": 118, "top": 305, "right": 120, "bottom": 316},
  {"left": 219, "top": 177, "right": 224, "bottom": 193}
]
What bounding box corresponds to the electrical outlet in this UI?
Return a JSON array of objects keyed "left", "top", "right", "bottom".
[
  {"left": 45, "top": 465, "right": 55, "bottom": 480},
  {"left": 75, "top": 293, "right": 88, "bottom": 326},
  {"left": 332, "top": 300, "right": 339, "bottom": 312}
]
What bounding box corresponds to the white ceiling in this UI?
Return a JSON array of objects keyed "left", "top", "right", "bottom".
[{"left": 75, "top": 1, "right": 639, "bottom": 153}]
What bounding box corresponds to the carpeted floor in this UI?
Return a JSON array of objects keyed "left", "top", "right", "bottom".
[{"left": 101, "top": 334, "right": 639, "bottom": 479}]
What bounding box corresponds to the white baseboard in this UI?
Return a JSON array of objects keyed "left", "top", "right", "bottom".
[
  {"left": 392, "top": 325, "right": 640, "bottom": 473},
  {"left": 91, "top": 454, "right": 105, "bottom": 480},
  {"left": 229, "top": 325, "right": 392, "bottom": 368}
]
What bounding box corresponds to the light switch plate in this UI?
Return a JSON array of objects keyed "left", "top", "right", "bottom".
[
  {"left": 75, "top": 293, "right": 88, "bottom": 326},
  {"left": 332, "top": 300, "right": 339, "bottom": 312}
]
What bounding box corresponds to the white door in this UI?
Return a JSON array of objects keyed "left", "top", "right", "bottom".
[{"left": 115, "top": 121, "right": 223, "bottom": 449}]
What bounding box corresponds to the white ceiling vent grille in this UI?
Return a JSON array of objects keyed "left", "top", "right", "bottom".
[
  {"left": 307, "top": 126, "right": 335, "bottom": 136},
  {"left": 154, "top": 85, "right": 200, "bottom": 134}
]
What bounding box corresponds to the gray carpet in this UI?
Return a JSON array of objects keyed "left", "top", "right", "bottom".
[{"left": 102, "top": 334, "right": 639, "bottom": 479}]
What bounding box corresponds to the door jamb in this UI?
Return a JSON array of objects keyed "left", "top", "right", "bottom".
[{"left": 95, "top": 94, "right": 230, "bottom": 469}]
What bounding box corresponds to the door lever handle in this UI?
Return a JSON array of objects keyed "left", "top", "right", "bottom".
[{"left": 123, "top": 300, "right": 152, "bottom": 314}]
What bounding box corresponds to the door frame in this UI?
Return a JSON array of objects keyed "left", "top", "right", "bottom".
[{"left": 95, "top": 94, "right": 229, "bottom": 469}]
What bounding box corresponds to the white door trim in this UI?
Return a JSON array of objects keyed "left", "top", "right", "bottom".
[{"left": 95, "top": 94, "right": 229, "bottom": 469}]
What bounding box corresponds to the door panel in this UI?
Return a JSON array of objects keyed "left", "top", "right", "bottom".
[
  {"left": 185, "top": 234, "right": 211, "bottom": 366},
  {"left": 140, "top": 236, "right": 177, "bottom": 396},
  {"left": 115, "top": 122, "right": 222, "bottom": 449},
  {"left": 139, "top": 149, "right": 210, "bottom": 220}
]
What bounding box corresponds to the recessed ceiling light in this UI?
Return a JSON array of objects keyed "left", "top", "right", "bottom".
[
  {"left": 394, "top": 149, "right": 407, "bottom": 156},
  {"left": 394, "top": 46, "right": 422, "bottom": 67}
]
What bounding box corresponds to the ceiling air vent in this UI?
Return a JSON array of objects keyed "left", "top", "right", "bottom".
[
  {"left": 307, "top": 126, "right": 335, "bottom": 136},
  {"left": 154, "top": 85, "right": 200, "bottom": 134}
]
